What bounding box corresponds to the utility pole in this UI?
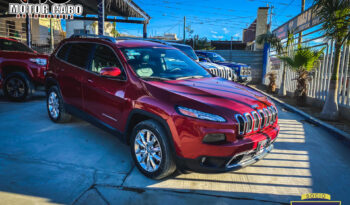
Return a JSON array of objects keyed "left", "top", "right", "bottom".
[
  {"left": 25, "top": 15, "right": 31, "bottom": 48},
  {"left": 50, "top": 18, "right": 54, "bottom": 52},
  {"left": 269, "top": 5, "right": 274, "bottom": 31},
  {"left": 98, "top": 0, "right": 105, "bottom": 36},
  {"left": 298, "top": 0, "right": 305, "bottom": 45},
  {"left": 183, "top": 16, "right": 186, "bottom": 44}
]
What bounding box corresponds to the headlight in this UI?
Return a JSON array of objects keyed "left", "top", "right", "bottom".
[
  {"left": 176, "top": 106, "right": 226, "bottom": 122},
  {"left": 30, "top": 58, "right": 47, "bottom": 66}
]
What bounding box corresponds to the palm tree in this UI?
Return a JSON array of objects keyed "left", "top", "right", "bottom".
[
  {"left": 256, "top": 31, "right": 294, "bottom": 96},
  {"left": 279, "top": 46, "right": 325, "bottom": 106},
  {"left": 256, "top": 32, "right": 283, "bottom": 53},
  {"left": 313, "top": 0, "right": 350, "bottom": 120}
]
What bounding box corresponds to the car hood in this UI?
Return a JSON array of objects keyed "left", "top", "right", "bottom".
[
  {"left": 143, "top": 77, "right": 272, "bottom": 116},
  {"left": 1, "top": 51, "right": 49, "bottom": 60}
]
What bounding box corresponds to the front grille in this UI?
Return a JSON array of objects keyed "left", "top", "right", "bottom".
[{"left": 235, "top": 106, "right": 278, "bottom": 135}]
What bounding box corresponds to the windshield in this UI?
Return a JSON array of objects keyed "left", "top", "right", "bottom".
[
  {"left": 122, "top": 47, "right": 211, "bottom": 80},
  {"left": 208, "top": 53, "right": 225, "bottom": 62},
  {"left": 172, "top": 45, "right": 199, "bottom": 61},
  {"left": 0, "top": 39, "right": 34, "bottom": 53}
]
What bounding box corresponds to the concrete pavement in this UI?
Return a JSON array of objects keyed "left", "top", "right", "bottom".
[{"left": 0, "top": 93, "right": 349, "bottom": 204}]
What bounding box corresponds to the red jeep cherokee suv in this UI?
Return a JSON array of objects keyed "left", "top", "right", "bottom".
[
  {"left": 0, "top": 37, "right": 48, "bottom": 101},
  {"left": 45, "top": 35, "right": 279, "bottom": 179}
]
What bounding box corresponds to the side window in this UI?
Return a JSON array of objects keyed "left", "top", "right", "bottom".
[
  {"left": 90, "top": 44, "right": 124, "bottom": 75},
  {"left": 57, "top": 43, "right": 70, "bottom": 60},
  {"left": 66, "top": 43, "right": 93, "bottom": 69}
]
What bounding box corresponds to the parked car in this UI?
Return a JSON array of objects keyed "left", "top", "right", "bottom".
[
  {"left": 0, "top": 37, "right": 49, "bottom": 101},
  {"left": 46, "top": 35, "right": 279, "bottom": 179},
  {"left": 196, "top": 51, "right": 252, "bottom": 83}
]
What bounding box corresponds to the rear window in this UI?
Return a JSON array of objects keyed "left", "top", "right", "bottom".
[
  {"left": 66, "top": 43, "right": 93, "bottom": 68},
  {"left": 0, "top": 39, "right": 33, "bottom": 53}
]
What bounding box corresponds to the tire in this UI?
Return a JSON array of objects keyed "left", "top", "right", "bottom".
[
  {"left": 130, "top": 120, "right": 176, "bottom": 179},
  {"left": 3, "top": 72, "right": 34, "bottom": 101},
  {"left": 46, "top": 85, "right": 71, "bottom": 123}
]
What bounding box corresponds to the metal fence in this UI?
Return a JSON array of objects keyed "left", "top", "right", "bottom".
[
  {"left": 266, "top": 25, "right": 350, "bottom": 109},
  {"left": 0, "top": 18, "right": 63, "bottom": 54}
]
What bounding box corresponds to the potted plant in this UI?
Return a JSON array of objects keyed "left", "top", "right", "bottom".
[
  {"left": 279, "top": 46, "right": 325, "bottom": 106},
  {"left": 265, "top": 72, "right": 277, "bottom": 93}
]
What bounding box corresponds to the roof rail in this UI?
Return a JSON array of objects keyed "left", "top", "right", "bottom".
[
  {"left": 69, "top": 34, "right": 117, "bottom": 43},
  {"left": 115, "top": 37, "right": 168, "bottom": 45}
]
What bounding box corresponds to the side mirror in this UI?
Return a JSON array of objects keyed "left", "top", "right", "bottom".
[{"left": 100, "top": 67, "right": 122, "bottom": 77}]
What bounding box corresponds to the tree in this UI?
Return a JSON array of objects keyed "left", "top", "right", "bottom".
[
  {"left": 279, "top": 46, "right": 325, "bottom": 106},
  {"left": 195, "top": 37, "right": 215, "bottom": 50},
  {"left": 256, "top": 32, "right": 283, "bottom": 54},
  {"left": 256, "top": 31, "right": 294, "bottom": 97},
  {"left": 313, "top": 0, "right": 350, "bottom": 120}
]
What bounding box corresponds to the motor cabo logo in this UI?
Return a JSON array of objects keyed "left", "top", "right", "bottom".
[{"left": 9, "top": 0, "right": 83, "bottom": 19}]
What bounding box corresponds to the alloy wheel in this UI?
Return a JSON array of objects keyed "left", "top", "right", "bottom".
[
  {"left": 48, "top": 91, "right": 60, "bottom": 119},
  {"left": 6, "top": 77, "right": 25, "bottom": 98},
  {"left": 134, "top": 129, "right": 162, "bottom": 172}
]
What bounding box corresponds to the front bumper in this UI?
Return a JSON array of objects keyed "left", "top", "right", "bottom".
[{"left": 177, "top": 140, "right": 275, "bottom": 173}]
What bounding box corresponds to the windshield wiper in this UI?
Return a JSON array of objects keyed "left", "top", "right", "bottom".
[
  {"left": 176, "top": 75, "right": 204, "bottom": 80},
  {"left": 141, "top": 76, "right": 172, "bottom": 81}
]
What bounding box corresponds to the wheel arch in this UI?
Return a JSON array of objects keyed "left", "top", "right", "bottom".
[
  {"left": 124, "top": 109, "right": 176, "bottom": 153},
  {"left": 1, "top": 65, "right": 33, "bottom": 79},
  {"left": 45, "top": 77, "right": 59, "bottom": 93}
]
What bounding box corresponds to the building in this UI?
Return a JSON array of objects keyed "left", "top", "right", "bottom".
[
  {"left": 0, "top": 17, "right": 64, "bottom": 46},
  {"left": 152, "top": 33, "right": 178, "bottom": 40},
  {"left": 242, "top": 7, "right": 269, "bottom": 50},
  {"left": 211, "top": 40, "right": 246, "bottom": 50},
  {"left": 66, "top": 20, "right": 117, "bottom": 37}
]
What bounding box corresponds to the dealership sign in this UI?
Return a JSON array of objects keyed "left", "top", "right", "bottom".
[
  {"left": 9, "top": 0, "right": 83, "bottom": 19},
  {"left": 273, "top": 6, "right": 321, "bottom": 39}
]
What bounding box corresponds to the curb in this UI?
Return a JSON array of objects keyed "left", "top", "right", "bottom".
[{"left": 248, "top": 85, "right": 350, "bottom": 143}]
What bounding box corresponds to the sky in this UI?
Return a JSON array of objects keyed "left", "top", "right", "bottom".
[{"left": 112, "top": 0, "right": 314, "bottom": 40}]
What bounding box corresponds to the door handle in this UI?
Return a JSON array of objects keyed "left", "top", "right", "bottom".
[{"left": 87, "top": 79, "right": 94, "bottom": 83}]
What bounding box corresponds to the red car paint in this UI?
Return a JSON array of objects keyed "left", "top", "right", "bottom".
[
  {"left": 47, "top": 37, "right": 279, "bottom": 172},
  {"left": 0, "top": 37, "right": 49, "bottom": 88}
]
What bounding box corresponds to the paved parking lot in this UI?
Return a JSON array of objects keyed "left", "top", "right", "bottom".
[{"left": 1, "top": 92, "right": 350, "bottom": 205}]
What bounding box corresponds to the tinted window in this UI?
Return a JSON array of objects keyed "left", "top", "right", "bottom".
[
  {"left": 57, "top": 43, "right": 70, "bottom": 60},
  {"left": 66, "top": 43, "right": 93, "bottom": 68},
  {"left": 90, "top": 45, "right": 123, "bottom": 74},
  {"left": 0, "top": 39, "right": 33, "bottom": 53},
  {"left": 172, "top": 45, "right": 198, "bottom": 61}
]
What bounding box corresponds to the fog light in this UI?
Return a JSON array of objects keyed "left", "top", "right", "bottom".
[{"left": 202, "top": 133, "right": 226, "bottom": 144}]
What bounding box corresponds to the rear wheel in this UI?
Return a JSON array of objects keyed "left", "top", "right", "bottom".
[
  {"left": 3, "top": 72, "right": 33, "bottom": 101},
  {"left": 47, "top": 86, "right": 71, "bottom": 123},
  {"left": 131, "top": 120, "right": 176, "bottom": 179}
]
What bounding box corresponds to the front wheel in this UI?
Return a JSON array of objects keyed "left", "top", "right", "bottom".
[
  {"left": 3, "top": 72, "right": 33, "bottom": 101},
  {"left": 130, "top": 120, "right": 176, "bottom": 179}
]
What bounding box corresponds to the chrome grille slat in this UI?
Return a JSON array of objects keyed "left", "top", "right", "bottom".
[
  {"left": 258, "top": 109, "right": 266, "bottom": 129},
  {"left": 251, "top": 111, "right": 260, "bottom": 131},
  {"left": 244, "top": 113, "right": 253, "bottom": 133},
  {"left": 268, "top": 107, "right": 274, "bottom": 125}
]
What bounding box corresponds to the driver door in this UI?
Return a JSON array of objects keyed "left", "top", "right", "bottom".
[{"left": 82, "top": 44, "right": 127, "bottom": 130}]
